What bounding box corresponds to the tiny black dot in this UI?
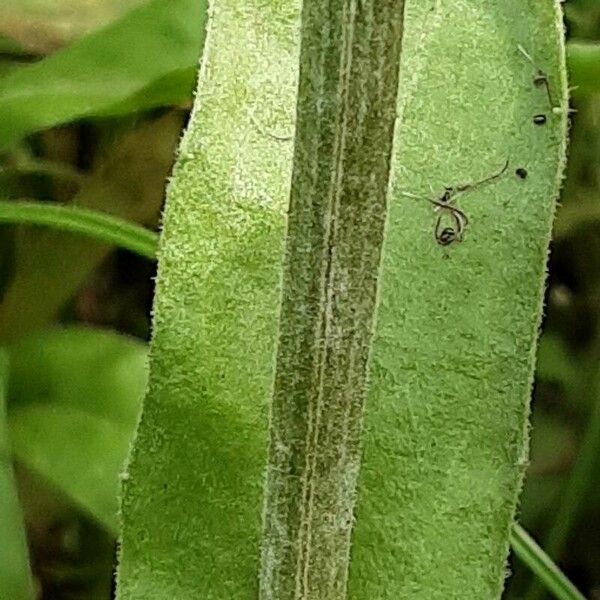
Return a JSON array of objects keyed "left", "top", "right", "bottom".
[
  {"left": 533, "top": 114, "right": 547, "bottom": 126},
  {"left": 515, "top": 167, "right": 528, "bottom": 179}
]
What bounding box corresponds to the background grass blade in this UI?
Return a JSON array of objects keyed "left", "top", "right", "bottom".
[
  {"left": 0, "top": 200, "right": 158, "bottom": 259},
  {"left": 511, "top": 524, "right": 587, "bottom": 600}
]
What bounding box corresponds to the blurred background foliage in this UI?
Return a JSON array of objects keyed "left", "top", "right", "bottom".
[{"left": 0, "top": 0, "right": 596, "bottom": 599}]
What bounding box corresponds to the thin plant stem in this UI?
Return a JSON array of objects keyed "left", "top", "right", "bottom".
[
  {"left": 0, "top": 200, "right": 158, "bottom": 259},
  {"left": 511, "top": 523, "right": 587, "bottom": 600}
]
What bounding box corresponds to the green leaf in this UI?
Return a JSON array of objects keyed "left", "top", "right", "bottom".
[
  {"left": 117, "top": 1, "right": 569, "bottom": 599},
  {"left": 0, "top": 348, "right": 35, "bottom": 600},
  {"left": 350, "top": 3, "right": 568, "bottom": 597},
  {"left": 7, "top": 327, "right": 146, "bottom": 425},
  {"left": 116, "top": 0, "right": 300, "bottom": 595},
  {"left": 0, "top": 0, "right": 207, "bottom": 150},
  {"left": 7, "top": 327, "right": 147, "bottom": 531},
  {"left": 9, "top": 404, "right": 130, "bottom": 534}
]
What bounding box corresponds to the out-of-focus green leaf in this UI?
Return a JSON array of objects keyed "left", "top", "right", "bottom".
[
  {"left": 0, "top": 348, "right": 35, "bottom": 600},
  {"left": 0, "top": 35, "right": 28, "bottom": 55},
  {"left": 0, "top": 111, "right": 184, "bottom": 343},
  {"left": 0, "top": 36, "right": 34, "bottom": 78},
  {"left": 567, "top": 41, "right": 600, "bottom": 95},
  {"left": 9, "top": 404, "right": 131, "bottom": 533},
  {"left": 8, "top": 327, "right": 146, "bottom": 424},
  {"left": 518, "top": 411, "right": 573, "bottom": 525},
  {"left": 0, "top": 0, "right": 207, "bottom": 150},
  {"left": 110, "top": 67, "right": 197, "bottom": 115},
  {"left": 536, "top": 333, "right": 578, "bottom": 389},
  {"left": 6, "top": 327, "right": 147, "bottom": 531},
  {"left": 0, "top": 0, "right": 147, "bottom": 54},
  {"left": 518, "top": 336, "right": 578, "bottom": 527},
  {"left": 526, "top": 357, "right": 600, "bottom": 600},
  {"left": 0, "top": 225, "right": 15, "bottom": 302},
  {"left": 553, "top": 192, "right": 600, "bottom": 239}
]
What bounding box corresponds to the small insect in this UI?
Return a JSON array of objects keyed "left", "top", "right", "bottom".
[
  {"left": 518, "top": 44, "right": 555, "bottom": 108},
  {"left": 400, "top": 159, "right": 509, "bottom": 247},
  {"left": 515, "top": 167, "right": 528, "bottom": 180},
  {"left": 533, "top": 114, "right": 547, "bottom": 126}
]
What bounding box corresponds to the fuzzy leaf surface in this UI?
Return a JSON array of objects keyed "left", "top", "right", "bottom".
[{"left": 117, "top": 1, "right": 568, "bottom": 598}]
